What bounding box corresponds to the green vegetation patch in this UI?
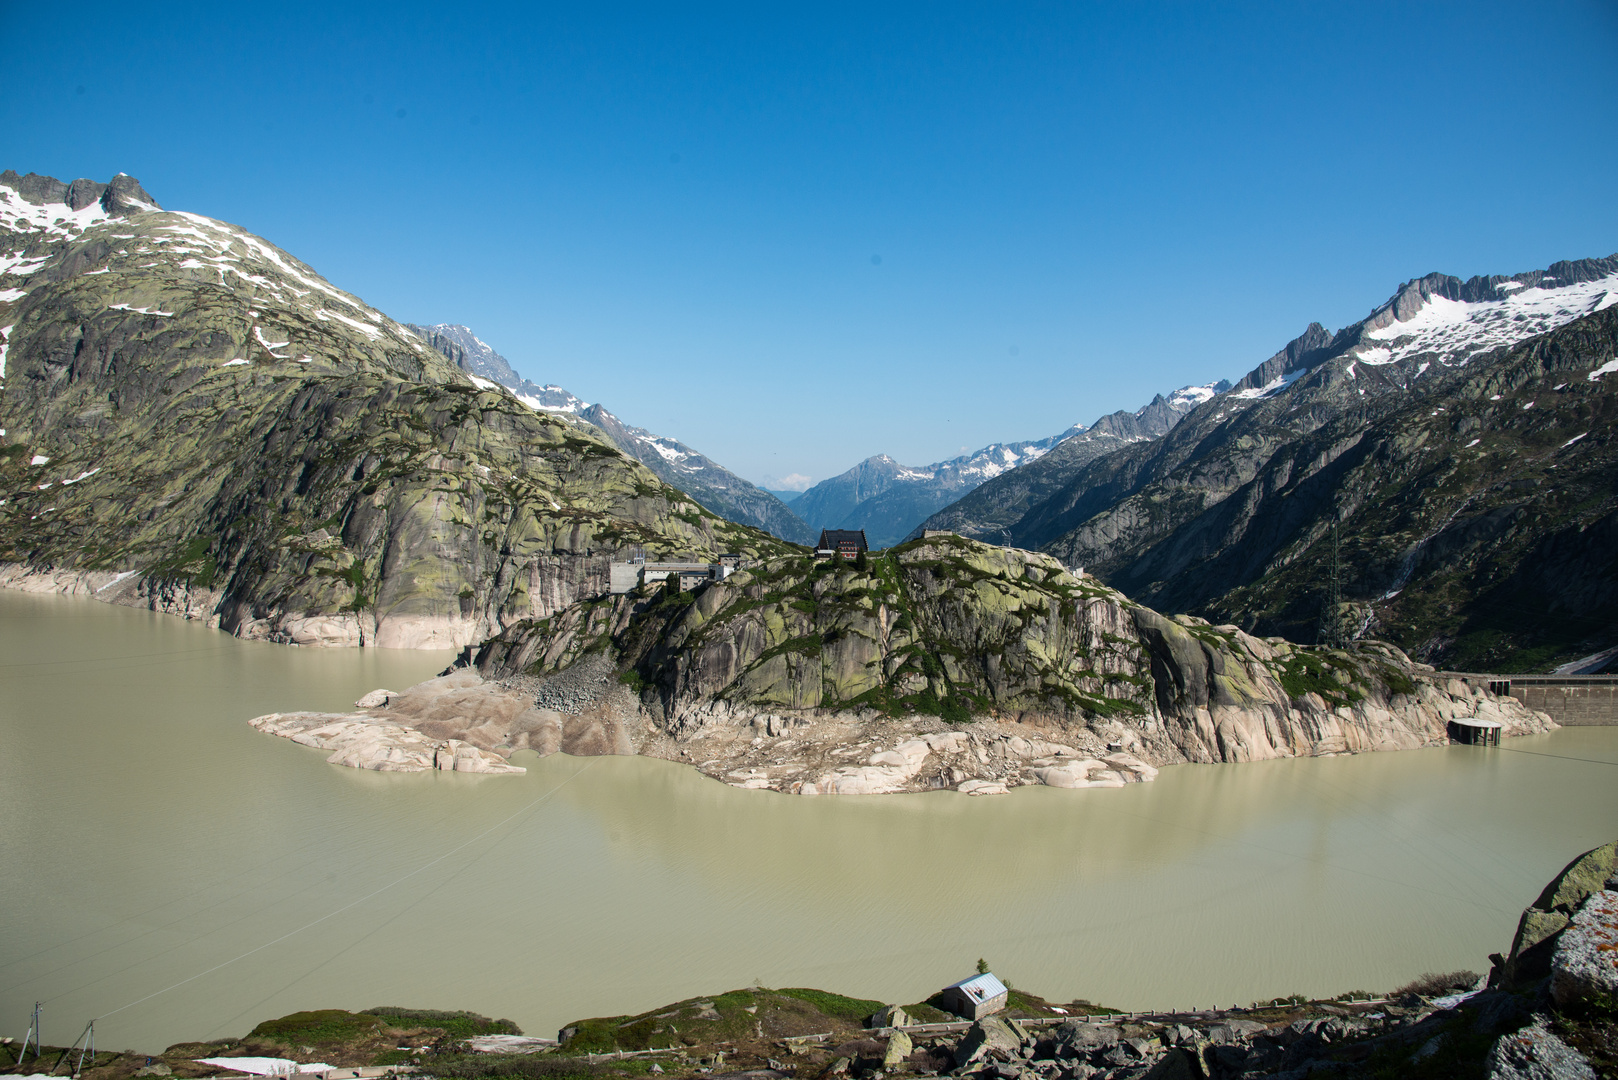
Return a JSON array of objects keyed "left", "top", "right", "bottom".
[
  {"left": 247, "top": 1009, "right": 386, "bottom": 1045},
  {"left": 773, "top": 987, "right": 885, "bottom": 1019},
  {"left": 1275, "top": 650, "right": 1364, "bottom": 706},
  {"left": 146, "top": 533, "right": 220, "bottom": 588},
  {"left": 365, "top": 1007, "right": 521, "bottom": 1039},
  {"left": 556, "top": 986, "right": 889, "bottom": 1057}
]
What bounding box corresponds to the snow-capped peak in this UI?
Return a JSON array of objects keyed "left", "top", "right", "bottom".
[{"left": 1167, "top": 381, "right": 1224, "bottom": 410}]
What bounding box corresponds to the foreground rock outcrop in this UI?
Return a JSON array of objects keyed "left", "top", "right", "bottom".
[{"left": 248, "top": 669, "right": 639, "bottom": 772}]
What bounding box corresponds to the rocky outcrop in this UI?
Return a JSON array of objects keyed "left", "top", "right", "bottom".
[
  {"left": 1485, "top": 1019, "right": 1598, "bottom": 1080},
  {"left": 954, "top": 1016, "right": 1024, "bottom": 1068},
  {"left": 248, "top": 712, "right": 524, "bottom": 773},
  {"left": 1550, "top": 888, "right": 1618, "bottom": 1009},
  {"left": 248, "top": 669, "right": 642, "bottom": 770},
  {"left": 1494, "top": 841, "right": 1618, "bottom": 990},
  {"left": 452, "top": 533, "right": 1553, "bottom": 794}
]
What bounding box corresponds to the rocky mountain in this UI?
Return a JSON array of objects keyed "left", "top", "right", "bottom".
[
  {"left": 461, "top": 531, "right": 1550, "bottom": 794},
  {"left": 0, "top": 171, "right": 792, "bottom": 647},
  {"left": 793, "top": 382, "right": 1227, "bottom": 549},
  {"left": 937, "top": 257, "right": 1618, "bottom": 671},
  {"left": 891, "top": 382, "right": 1229, "bottom": 545},
  {"left": 405, "top": 322, "right": 814, "bottom": 545},
  {"left": 792, "top": 442, "right": 1069, "bottom": 550}
]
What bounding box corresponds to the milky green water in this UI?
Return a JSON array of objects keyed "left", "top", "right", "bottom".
[{"left": 2, "top": 590, "right": 1617, "bottom": 1052}]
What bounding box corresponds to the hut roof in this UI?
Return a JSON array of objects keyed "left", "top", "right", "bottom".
[
  {"left": 817, "top": 529, "right": 868, "bottom": 551},
  {"left": 946, "top": 972, "right": 1008, "bottom": 1003}
]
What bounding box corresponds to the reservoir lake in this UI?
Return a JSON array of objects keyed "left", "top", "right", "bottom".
[{"left": 2, "top": 589, "right": 1616, "bottom": 1050}]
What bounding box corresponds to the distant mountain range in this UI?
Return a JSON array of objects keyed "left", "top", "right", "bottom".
[
  {"left": 405, "top": 323, "right": 1235, "bottom": 550},
  {"left": 788, "top": 382, "right": 1229, "bottom": 548}
]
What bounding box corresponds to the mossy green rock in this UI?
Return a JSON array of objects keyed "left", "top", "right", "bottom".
[
  {"left": 1498, "top": 840, "right": 1618, "bottom": 988},
  {"left": 472, "top": 533, "right": 1552, "bottom": 766},
  {"left": 1534, "top": 840, "right": 1618, "bottom": 914}
]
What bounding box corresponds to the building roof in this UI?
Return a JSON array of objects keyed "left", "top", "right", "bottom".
[
  {"left": 945, "top": 972, "right": 1008, "bottom": 1003},
  {"left": 817, "top": 529, "right": 869, "bottom": 550}
]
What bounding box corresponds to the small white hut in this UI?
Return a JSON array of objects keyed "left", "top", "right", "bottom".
[{"left": 940, "top": 972, "right": 1008, "bottom": 1019}]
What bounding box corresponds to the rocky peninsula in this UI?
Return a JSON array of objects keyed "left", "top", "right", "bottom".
[{"left": 247, "top": 537, "right": 1554, "bottom": 794}]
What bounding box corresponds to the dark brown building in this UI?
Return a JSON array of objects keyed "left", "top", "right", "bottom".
[{"left": 816, "top": 529, "right": 869, "bottom": 559}]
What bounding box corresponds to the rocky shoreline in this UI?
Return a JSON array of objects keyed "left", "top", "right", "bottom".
[
  {"left": 0, "top": 562, "right": 484, "bottom": 649},
  {"left": 9, "top": 843, "right": 1614, "bottom": 1080},
  {"left": 246, "top": 652, "right": 1552, "bottom": 796},
  {"left": 3, "top": 551, "right": 1561, "bottom": 797}
]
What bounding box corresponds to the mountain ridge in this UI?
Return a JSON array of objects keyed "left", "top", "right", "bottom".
[
  {"left": 925, "top": 254, "right": 1618, "bottom": 670},
  {"left": 404, "top": 322, "right": 815, "bottom": 545},
  {"left": 903, "top": 382, "right": 1229, "bottom": 545}
]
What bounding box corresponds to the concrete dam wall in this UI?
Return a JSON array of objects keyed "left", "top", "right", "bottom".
[{"left": 1446, "top": 673, "right": 1618, "bottom": 727}]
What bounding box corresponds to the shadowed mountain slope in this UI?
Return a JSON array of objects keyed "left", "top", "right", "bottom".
[{"left": 937, "top": 257, "right": 1618, "bottom": 671}]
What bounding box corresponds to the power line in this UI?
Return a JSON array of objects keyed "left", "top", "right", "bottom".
[{"left": 1491, "top": 746, "right": 1618, "bottom": 767}]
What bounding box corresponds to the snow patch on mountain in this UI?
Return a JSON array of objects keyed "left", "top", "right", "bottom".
[
  {"left": 513, "top": 386, "right": 589, "bottom": 414},
  {"left": 1363, "top": 272, "right": 1618, "bottom": 368},
  {"left": 646, "top": 437, "right": 695, "bottom": 465},
  {"left": 0, "top": 184, "right": 109, "bottom": 238},
  {"left": 1167, "top": 383, "right": 1221, "bottom": 409}
]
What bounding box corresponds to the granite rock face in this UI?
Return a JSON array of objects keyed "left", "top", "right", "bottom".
[
  {"left": 248, "top": 668, "right": 643, "bottom": 770},
  {"left": 1549, "top": 888, "right": 1618, "bottom": 1009},
  {"left": 248, "top": 711, "right": 524, "bottom": 773},
  {"left": 1496, "top": 841, "right": 1618, "bottom": 989},
  {"left": 1485, "top": 1019, "right": 1598, "bottom": 1080},
  {"left": 955, "top": 1017, "right": 1024, "bottom": 1068}
]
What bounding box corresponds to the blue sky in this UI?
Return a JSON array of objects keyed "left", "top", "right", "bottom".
[{"left": 5, "top": 1, "right": 1617, "bottom": 490}]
